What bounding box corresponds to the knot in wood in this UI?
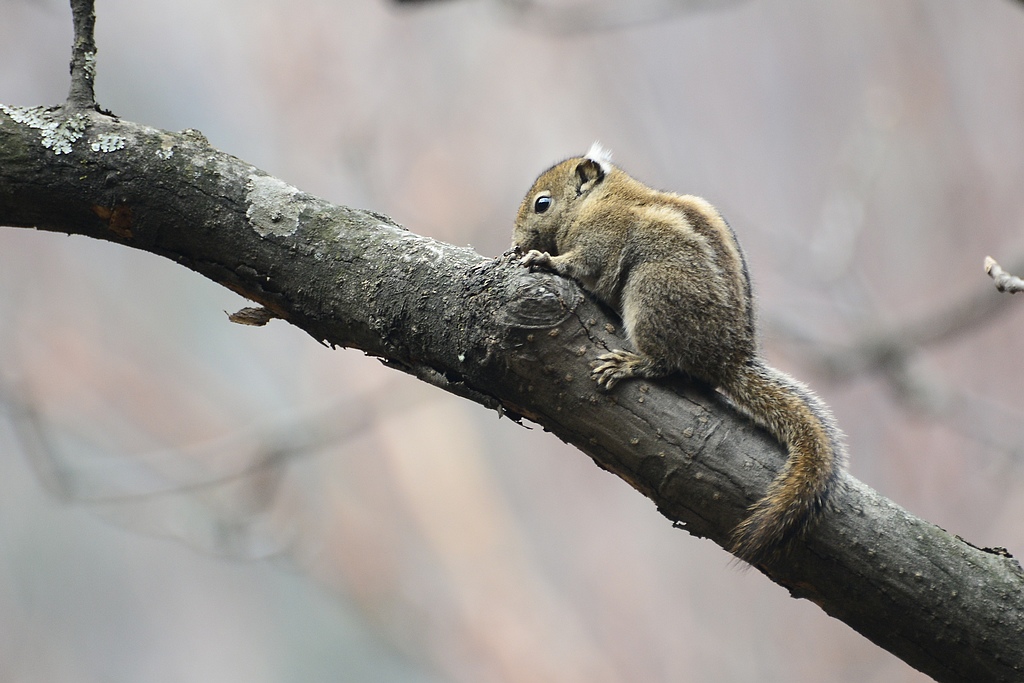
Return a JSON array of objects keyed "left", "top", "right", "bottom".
[{"left": 497, "top": 270, "right": 583, "bottom": 329}]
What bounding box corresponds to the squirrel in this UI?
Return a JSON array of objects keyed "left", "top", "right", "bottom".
[{"left": 513, "top": 143, "right": 845, "bottom": 566}]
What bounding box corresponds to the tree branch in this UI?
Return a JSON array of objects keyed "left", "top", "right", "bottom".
[{"left": 1, "top": 103, "right": 1022, "bottom": 683}]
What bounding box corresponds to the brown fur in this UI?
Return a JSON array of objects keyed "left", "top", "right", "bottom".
[{"left": 513, "top": 147, "right": 845, "bottom": 565}]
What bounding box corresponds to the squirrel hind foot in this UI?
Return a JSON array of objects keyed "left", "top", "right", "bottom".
[{"left": 592, "top": 349, "right": 660, "bottom": 390}]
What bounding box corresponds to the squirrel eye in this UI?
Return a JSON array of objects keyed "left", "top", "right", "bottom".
[{"left": 534, "top": 194, "right": 552, "bottom": 214}]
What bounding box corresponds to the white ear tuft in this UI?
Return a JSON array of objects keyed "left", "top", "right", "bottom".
[{"left": 585, "top": 141, "right": 613, "bottom": 173}]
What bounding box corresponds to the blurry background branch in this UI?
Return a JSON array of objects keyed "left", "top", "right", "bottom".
[
  {"left": 809, "top": 272, "right": 1014, "bottom": 381},
  {"left": 394, "top": 0, "right": 754, "bottom": 32},
  {"left": 765, "top": 255, "right": 1024, "bottom": 459},
  {"left": 0, "top": 373, "right": 421, "bottom": 559}
]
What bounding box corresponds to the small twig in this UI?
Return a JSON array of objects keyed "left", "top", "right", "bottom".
[
  {"left": 985, "top": 256, "right": 1024, "bottom": 294},
  {"left": 66, "top": 0, "right": 98, "bottom": 110}
]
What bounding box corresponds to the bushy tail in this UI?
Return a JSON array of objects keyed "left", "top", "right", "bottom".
[{"left": 723, "top": 359, "right": 845, "bottom": 566}]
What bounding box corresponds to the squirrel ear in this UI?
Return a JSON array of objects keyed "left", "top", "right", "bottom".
[
  {"left": 584, "top": 141, "right": 613, "bottom": 172},
  {"left": 574, "top": 158, "right": 605, "bottom": 196}
]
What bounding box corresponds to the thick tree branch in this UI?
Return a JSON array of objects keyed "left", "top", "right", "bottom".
[{"left": 1, "top": 104, "right": 1022, "bottom": 683}]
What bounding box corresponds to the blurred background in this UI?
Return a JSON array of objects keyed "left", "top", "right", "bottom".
[{"left": 2, "top": 0, "right": 1024, "bottom": 680}]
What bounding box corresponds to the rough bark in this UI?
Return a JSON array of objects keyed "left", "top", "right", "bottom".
[{"left": 1, "top": 103, "right": 1022, "bottom": 683}]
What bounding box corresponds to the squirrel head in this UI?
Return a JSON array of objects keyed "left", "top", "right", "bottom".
[{"left": 513, "top": 143, "right": 612, "bottom": 255}]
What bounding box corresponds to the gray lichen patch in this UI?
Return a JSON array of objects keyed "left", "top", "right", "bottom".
[
  {"left": 90, "top": 132, "right": 126, "bottom": 153},
  {"left": 0, "top": 105, "right": 88, "bottom": 155},
  {"left": 83, "top": 50, "right": 97, "bottom": 81},
  {"left": 245, "top": 174, "right": 303, "bottom": 237}
]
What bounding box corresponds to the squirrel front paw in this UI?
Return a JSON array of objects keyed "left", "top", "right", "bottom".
[{"left": 520, "top": 249, "right": 553, "bottom": 270}]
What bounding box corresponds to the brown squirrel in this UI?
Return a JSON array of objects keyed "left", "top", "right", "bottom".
[{"left": 513, "top": 143, "right": 845, "bottom": 565}]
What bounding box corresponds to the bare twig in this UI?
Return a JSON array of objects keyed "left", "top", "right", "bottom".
[
  {"left": 67, "top": 0, "right": 97, "bottom": 110},
  {"left": 985, "top": 256, "right": 1024, "bottom": 294}
]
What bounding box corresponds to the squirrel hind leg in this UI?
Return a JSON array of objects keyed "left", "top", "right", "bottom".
[{"left": 592, "top": 349, "right": 665, "bottom": 390}]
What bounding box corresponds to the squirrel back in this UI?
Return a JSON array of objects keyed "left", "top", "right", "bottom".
[{"left": 514, "top": 144, "right": 846, "bottom": 565}]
